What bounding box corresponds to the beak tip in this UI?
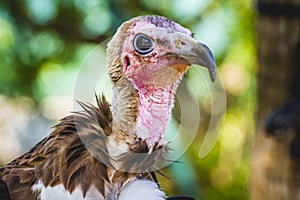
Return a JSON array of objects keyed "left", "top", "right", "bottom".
[
  {"left": 193, "top": 42, "right": 217, "bottom": 82},
  {"left": 210, "top": 64, "right": 217, "bottom": 82},
  {"left": 211, "top": 74, "right": 216, "bottom": 82}
]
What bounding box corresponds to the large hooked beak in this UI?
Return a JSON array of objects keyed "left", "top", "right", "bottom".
[{"left": 168, "top": 33, "right": 217, "bottom": 81}]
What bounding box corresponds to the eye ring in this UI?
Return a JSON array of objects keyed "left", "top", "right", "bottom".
[{"left": 133, "top": 34, "right": 154, "bottom": 55}]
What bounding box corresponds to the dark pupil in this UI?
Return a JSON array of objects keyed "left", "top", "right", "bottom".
[{"left": 137, "top": 36, "right": 152, "bottom": 50}]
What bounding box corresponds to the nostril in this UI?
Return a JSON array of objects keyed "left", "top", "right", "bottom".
[{"left": 124, "top": 56, "right": 131, "bottom": 71}]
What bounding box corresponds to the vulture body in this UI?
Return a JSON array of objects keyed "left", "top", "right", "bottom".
[{"left": 0, "top": 16, "right": 216, "bottom": 200}]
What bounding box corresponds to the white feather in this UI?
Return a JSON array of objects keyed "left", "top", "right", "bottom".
[
  {"left": 118, "top": 179, "right": 166, "bottom": 200},
  {"left": 31, "top": 181, "right": 104, "bottom": 200}
]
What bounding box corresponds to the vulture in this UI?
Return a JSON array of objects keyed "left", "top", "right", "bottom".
[{"left": 0, "top": 15, "right": 216, "bottom": 200}]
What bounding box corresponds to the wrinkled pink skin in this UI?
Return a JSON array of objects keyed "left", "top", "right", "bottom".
[{"left": 122, "top": 21, "right": 192, "bottom": 147}]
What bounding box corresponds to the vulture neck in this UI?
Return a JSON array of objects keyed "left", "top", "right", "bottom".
[
  {"left": 136, "top": 84, "right": 175, "bottom": 147},
  {"left": 111, "top": 77, "right": 138, "bottom": 136},
  {"left": 111, "top": 77, "right": 176, "bottom": 147}
]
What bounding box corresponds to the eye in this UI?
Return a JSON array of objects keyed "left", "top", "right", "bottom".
[{"left": 133, "top": 34, "right": 154, "bottom": 55}]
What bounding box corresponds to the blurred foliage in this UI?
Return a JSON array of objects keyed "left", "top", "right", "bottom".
[{"left": 0, "top": 0, "right": 256, "bottom": 199}]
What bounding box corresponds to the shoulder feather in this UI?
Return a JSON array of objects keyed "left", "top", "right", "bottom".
[{"left": 0, "top": 95, "right": 112, "bottom": 198}]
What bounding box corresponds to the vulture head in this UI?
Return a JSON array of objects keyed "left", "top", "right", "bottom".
[{"left": 106, "top": 16, "right": 216, "bottom": 150}]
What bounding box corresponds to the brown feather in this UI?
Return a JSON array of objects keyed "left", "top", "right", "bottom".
[{"left": 0, "top": 95, "right": 112, "bottom": 199}]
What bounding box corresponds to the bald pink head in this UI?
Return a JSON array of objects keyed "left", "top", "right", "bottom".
[{"left": 108, "top": 15, "right": 216, "bottom": 147}]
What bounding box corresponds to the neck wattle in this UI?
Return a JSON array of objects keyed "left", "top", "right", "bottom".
[{"left": 135, "top": 84, "right": 176, "bottom": 147}]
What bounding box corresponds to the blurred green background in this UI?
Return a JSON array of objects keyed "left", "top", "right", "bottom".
[{"left": 0, "top": 0, "right": 256, "bottom": 199}]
